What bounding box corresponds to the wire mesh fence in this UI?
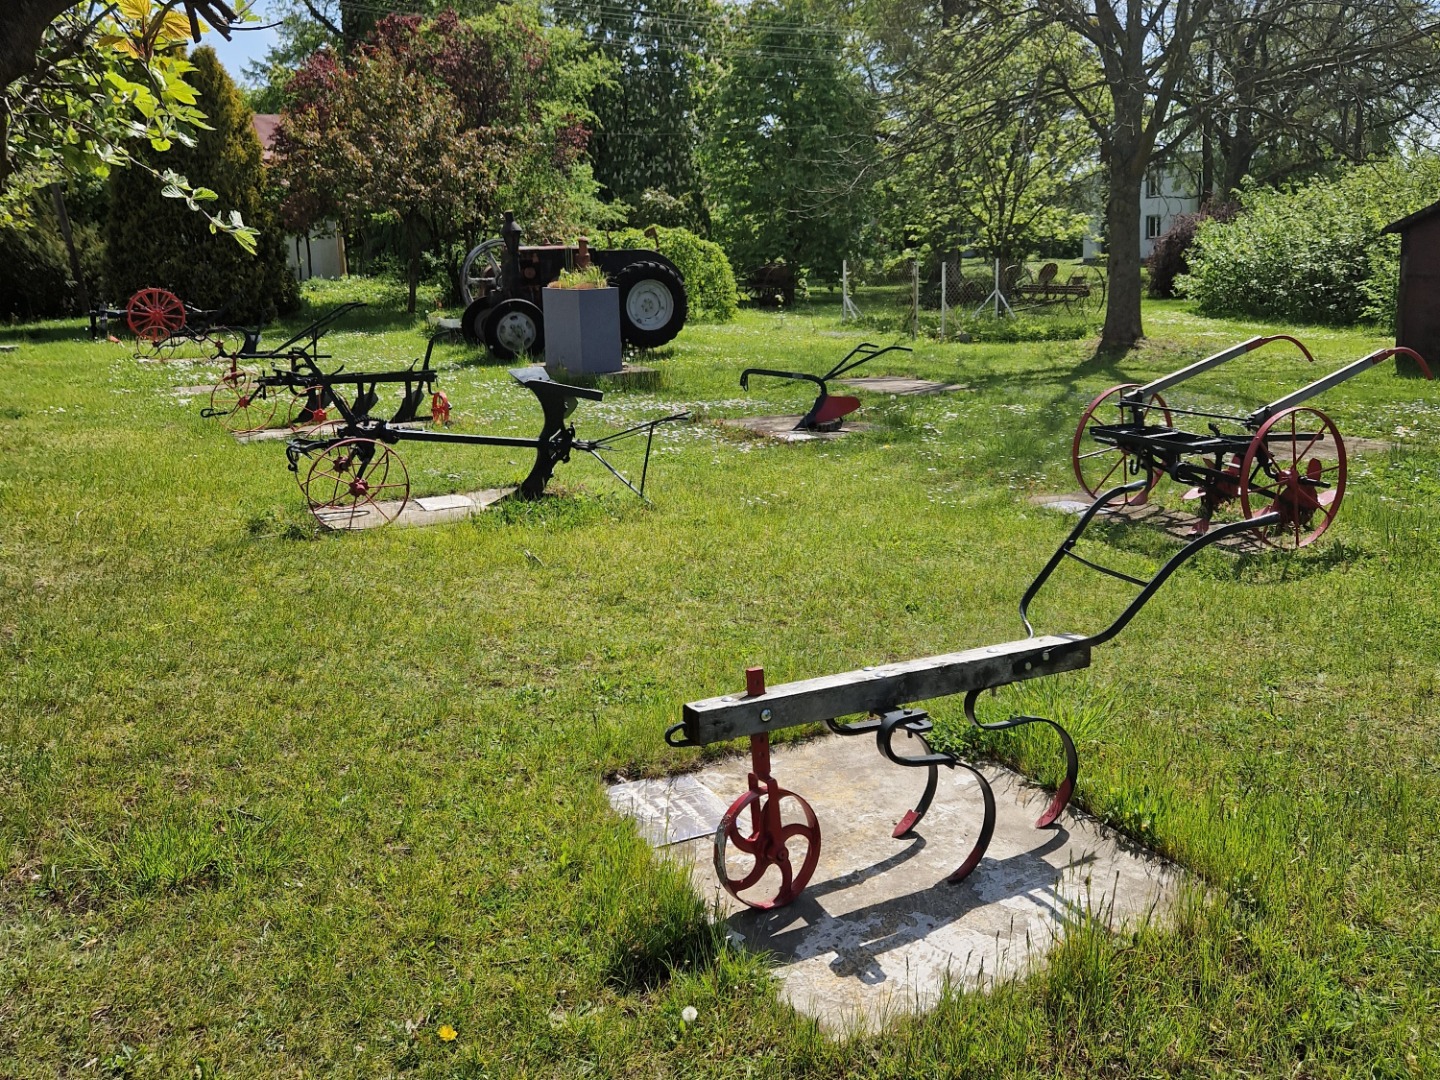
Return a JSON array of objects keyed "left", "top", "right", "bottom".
[{"left": 842, "top": 256, "right": 1109, "bottom": 340}]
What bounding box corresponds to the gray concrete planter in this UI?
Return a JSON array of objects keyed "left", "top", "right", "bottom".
[{"left": 543, "top": 286, "right": 622, "bottom": 375}]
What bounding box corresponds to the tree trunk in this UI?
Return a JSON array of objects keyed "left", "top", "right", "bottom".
[
  {"left": 51, "top": 183, "right": 90, "bottom": 316},
  {"left": 405, "top": 212, "right": 420, "bottom": 315},
  {"left": 1100, "top": 158, "right": 1145, "bottom": 351}
]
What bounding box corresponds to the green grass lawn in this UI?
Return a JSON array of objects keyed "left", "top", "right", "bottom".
[{"left": 2, "top": 286, "right": 1439, "bottom": 1077}]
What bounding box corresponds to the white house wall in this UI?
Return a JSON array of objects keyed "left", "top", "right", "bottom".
[
  {"left": 1082, "top": 167, "right": 1200, "bottom": 261},
  {"left": 287, "top": 226, "right": 347, "bottom": 281}
]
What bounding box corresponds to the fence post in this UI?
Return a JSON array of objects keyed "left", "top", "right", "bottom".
[
  {"left": 842, "top": 259, "right": 862, "bottom": 321},
  {"left": 911, "top": 258, "right": 919, "bottom": 339},
  {"left": 940, "top": 261, "right": 947, "bottom": 342}
]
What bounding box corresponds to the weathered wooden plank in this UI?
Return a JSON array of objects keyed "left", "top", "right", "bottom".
[{"left": 681, "top": 634, "right": 1090, "bottom": 746}]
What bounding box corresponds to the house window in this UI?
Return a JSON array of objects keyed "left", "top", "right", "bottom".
[
  {"left": 1145, "top": 171, "right": 1162, "bottom": 198},
  {"left": 1146, "top": 215, "right": 1164, "bottom": 239}
]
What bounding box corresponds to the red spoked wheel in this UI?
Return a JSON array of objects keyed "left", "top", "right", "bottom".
[
  {"left": 300, "top": 438, "right": 410, "bottom": 529},
  {"left": 126, "top": 288, "right": 186, "bottom": 344},
  {"left": 713, "top": 785, "right": 821, "bottom": 910},
  {"left": 206, "top": 328, "right": 245, "bottom": 361},
  {"left": 1239, "top": 406, "right": 1346, "bottom": 549},
  {"left": 431, "top": 391, "right": 451, "bottom": 426},
  {"left": 210, "top": 368, "right": 277, "bottom": 432},
  {"left": 1072, "top": 383, "right": 1173, "bottom": 505}
]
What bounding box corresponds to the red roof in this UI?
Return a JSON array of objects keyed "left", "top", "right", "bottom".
[{"left": 252, "top": 113, "right": 280, "bottom": 156}]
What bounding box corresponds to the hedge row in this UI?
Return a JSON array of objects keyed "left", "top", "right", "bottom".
[
  {"left": 602, "top": 225, "right": 739, "bottom": 322},
  {"left": 1180, "top": 156, "right": 1440, "bottom": 327}
]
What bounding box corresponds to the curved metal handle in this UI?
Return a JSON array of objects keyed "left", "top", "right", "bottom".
[
  {"left": 664, "top": 722, "right": 696, "bottom": 748},
  {"left": 739, "top": 367, "right": 824, "bottom": 392}
]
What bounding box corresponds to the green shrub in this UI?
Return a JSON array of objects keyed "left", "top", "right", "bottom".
[
  {"left": 600, "top": 225, "right": 738, "bottom": 321},
  {"left": 105, "top": 47, "right": 298, "bottom": 325},
  {"left": 0, "top": 200, "right": 104, "bottom": 320},
  {"left": 1146, "top": 203, "right": 1236, "bottom": 299},
  {"left": 1180, "top": 156, "right": 1440, "bottom": 327}
]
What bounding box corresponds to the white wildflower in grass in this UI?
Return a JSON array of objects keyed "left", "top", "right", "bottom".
[{"left": 681, "top": 1006, "right": 698, "bottom": 1024}]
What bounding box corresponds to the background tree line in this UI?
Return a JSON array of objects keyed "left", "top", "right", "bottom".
[{"left": 4, "top": 0, "right": 1439, "bottom": 343}]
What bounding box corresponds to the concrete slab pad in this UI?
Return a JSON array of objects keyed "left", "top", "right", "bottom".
[
  {"left": 315, "top": 486, "right": 513, "bottom": 531},
  {"left": 717, "top": 416, "right": 873, "bottom": 442},
  {"left": 608, "top": 775, "right": 731, "bottom": 847},
  {"left": 1030, "top": 493, "right": 1269, "bottom": 553},
  {"left": 835, "top": 376, "right": 971, "bottom": 396},
  {"left": 616, "top": 735, "right": 1182, "bottom": 1034}
]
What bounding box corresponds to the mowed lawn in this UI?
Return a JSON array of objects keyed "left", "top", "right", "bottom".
[{"left": 2, "top": 287, "right": 1439, "bottom": 1077}]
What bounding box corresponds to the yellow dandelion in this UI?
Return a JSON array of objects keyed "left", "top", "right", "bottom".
[{"left": 437, "top": 1024, "right": 457, "bottom": 1042}]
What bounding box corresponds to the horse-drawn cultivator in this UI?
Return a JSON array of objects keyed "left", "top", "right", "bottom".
[
  {"left": 1072, "top": 336, "right": 1432, "bottom": 548},
  {"left": 739, "top": 342, "right": 913, "bottom": 431},
  {"left": 201, "top": 303, "right": 450, "bottom": 434},
  {"left": 670, "top": 479, "right": 1276, "bottom": 909},
  {"left": 283, "top": 355, "right": 686, "bottom": 528}
]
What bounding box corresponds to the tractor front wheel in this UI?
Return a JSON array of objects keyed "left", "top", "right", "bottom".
[{"left": 483, "top": 298, "right": 544, "bottom": 360}]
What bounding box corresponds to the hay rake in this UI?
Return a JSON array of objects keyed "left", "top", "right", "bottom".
[{"left": 1071, "top": 336, "right": 1433, "bottom": 548}]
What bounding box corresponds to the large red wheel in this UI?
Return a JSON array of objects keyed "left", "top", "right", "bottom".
[
  {"left": 210, "top": 369, "right": 277, "bottom": 432},
  {"left": 300, "top": 438, "right": 410, "bottom": 529},
  {"left": 126, "top": 288, "right": 186, "bottom": 344},
  {"left": 1239, "top": 406, "right": 1346, "bottom": 549},
  {"left": 713, "top": 785, "right": 821, "bottom": 910},
  {"left": 1071, "top": 383, "right": 1172, "bottom": 505}
]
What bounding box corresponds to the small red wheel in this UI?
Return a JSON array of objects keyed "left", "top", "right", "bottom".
[
  {"left": 431, "top": 391, "right": 451, "bottom": 426},
  {"left": 126, "top": 288, "right": 186, "bottom": 344},
  {"left": 1240, "top": 406, "right": 1346, "bottom": 549},
  {"left": 713, "top": 785, "right": 821, "bottom": 910},
  {"left": 210, "top": 369, "right": 277, "bottom": 432},
  {"left": 1072, "top": 383, "right": 1173, "bottom": 505},
  {"left": 300, "top": 438, "right": 410, "bottom": 529},
  {"left": 206, "top": 328, "right": 244, "bottom": 360}
]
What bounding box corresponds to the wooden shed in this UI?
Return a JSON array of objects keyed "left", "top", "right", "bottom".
[{"left": 1382, "top": 199, "right": 1440, "bottom": 376}]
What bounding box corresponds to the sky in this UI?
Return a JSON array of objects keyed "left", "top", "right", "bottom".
[{"left": 203, "top": 1, "right": 281, "bottom": 87}]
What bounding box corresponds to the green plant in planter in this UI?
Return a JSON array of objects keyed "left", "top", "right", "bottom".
[{"left": 551, "top": 265, "right": 611, "bottom": 290}]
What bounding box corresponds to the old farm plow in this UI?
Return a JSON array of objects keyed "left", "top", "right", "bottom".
[
  {"left": 284, "top": 356, "right": 687, "bottom": 528},
  {"left": 669, "top": 481, "right": 1279, "bottom": 909},
  {"left": 739, "top": 342, "right": 913, "bottom": 431},
  {"left": 1071, "top": 336, "right": 1433, "bottom": 548}
]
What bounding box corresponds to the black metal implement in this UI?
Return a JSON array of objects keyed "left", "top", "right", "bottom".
[
  {"left": 668, "top": 478, "right": 1280, "bottom": 909},
  {"left": 223, "top": 301, "right": 367, "bottom": 365},
  {"left": 207, "top": 334, "right": 445, "bottom": 431},
  {"left": 202, "top": 304, "right": 432, "bottom": 432},
  {"left": 283, "top": 353, "right": 687, "bottom": 528},
  {"left": 1071, "top": 336, "right": 1433, "bottom": 549},
  {"left": 739, "top": 342, "right": 914, "bottom": 430}
]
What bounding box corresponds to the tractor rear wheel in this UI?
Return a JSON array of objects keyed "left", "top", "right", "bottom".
[
  {"left": 460, "top": 296, "right": 494, "bottom": 345},
  {"left": 615, "top": 261, "right": 687, "bottom": 349}
]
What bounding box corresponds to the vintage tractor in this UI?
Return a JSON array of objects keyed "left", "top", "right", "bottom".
[{"left": 458, "top": 213, "right": 688, "bottom": 359}]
